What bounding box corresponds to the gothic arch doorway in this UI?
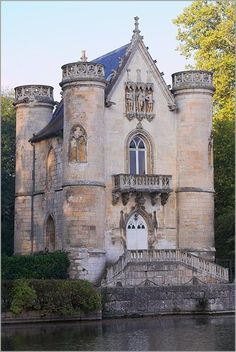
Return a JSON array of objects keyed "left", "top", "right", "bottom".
[
  {"left": 126, "top": 213, "right": 148, "bottom": 250},
  {"left": 45, "top": 214, "right": 55, "bottom": 251}
]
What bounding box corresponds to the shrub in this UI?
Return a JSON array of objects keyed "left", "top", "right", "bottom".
[
  {"left": 2, "top": 251, "right": 70, "bottom": 280},
  {"left": 2, "top": 279, "right": 101, "bottom": 316},
  {"left": 70, "top": 279, "right": 102, "bottom": 313},
  {"left": 10, "top": 280, "right": 37, "bottom": 315},
  {"left": 1, "top": 280, "right": 14, "bottom": 312}
]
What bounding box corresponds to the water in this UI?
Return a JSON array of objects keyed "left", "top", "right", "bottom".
[{"left": 2, "top": 314, "right": 235, "bottom": 351}]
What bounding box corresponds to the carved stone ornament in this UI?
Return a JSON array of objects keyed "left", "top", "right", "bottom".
[
  {"left": 14, "top": 85, "right": 54, "bottom": 105},
  {"left": 112, "top": 191, "right": 120, "bottom": 205},
  {"left": 172, "top": 71, "right": 214, "bottom": 92},
  {"left": 152, "top": 211, "right": 158, "bottom": 230},
  {"left": 60, "top": 62, "right": 105, "bottom": 87},
  {"left": 122, "top": 192, "right": 130, "bottom": 206},
  {"left": 69, "top": 125, "right": 87, "bottom": 163},
  {"left": 135, "top": 192, "right": 146, "bottom": 207},
  {"left": 119, "top": 210, "right": 125, "bottom": 230},
  {"left": 125, "top": 79, "right": 155, "bottom": 122},
  {"left": 150, "top": 192, "right": 160, "bottom": 206},
  {"left": 160, "top": 192, "right": 170, "bottom": 206}
]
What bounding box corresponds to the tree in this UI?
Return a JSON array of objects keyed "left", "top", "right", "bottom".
[
  {"left": 1, "top": 91, "right": 16, "bottom": 255},
  {"left": 173, "top": 0, "right": 235, "bottom": 259}
]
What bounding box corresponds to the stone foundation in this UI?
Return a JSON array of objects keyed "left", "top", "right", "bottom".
[{"left": 102, "top": 284, "right": 235, "bottom": 318}]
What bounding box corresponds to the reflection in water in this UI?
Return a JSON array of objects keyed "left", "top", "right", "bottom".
[{"left": 2, "top": 315, "right": 235, "bottom": 351}]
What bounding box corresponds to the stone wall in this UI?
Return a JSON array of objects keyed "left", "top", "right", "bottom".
[
  {"left": 103, "top": 47, "right": 178, "bottom": 262},
  {"left": 102, "top": 284, "right": 235, "bottom": 318}
]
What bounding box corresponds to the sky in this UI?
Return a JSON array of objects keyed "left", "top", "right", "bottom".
[{"left": 2, "top": 1, "right": 194, "bottom": 102}]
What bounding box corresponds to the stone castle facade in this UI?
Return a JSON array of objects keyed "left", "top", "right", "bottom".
[{"left": 14, "top": 18, "right": 228, "bottom": 285}]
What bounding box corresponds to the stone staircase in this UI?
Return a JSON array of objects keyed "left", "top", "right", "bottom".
[{"left": 103, "top": 249, "right": 229, "bottom": 287}]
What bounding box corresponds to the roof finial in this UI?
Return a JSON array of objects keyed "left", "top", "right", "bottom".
[
  {"left": 133, "top": 16, "right": 140, "bottom": 35},
  {"left": 80, "top": 50, "right": 88, "bottom": 62},
  {"left": 125, "top": 16, "right": 143, "bottom": 56}
]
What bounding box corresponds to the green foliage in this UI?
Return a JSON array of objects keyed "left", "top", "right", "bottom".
[
  {"left": 2, "top": 279, "right": 101, "bottom": 316},
  {"left": 213, "top": 119, "right": 235, "bottom": 213},
  {"left": 10, "top": 280, "right": 37, "bottom": 315},
  {"left": 173, "top": 0, "right": 235, "bottom": 120},
  {"left": 2, "top": 280, "right": 14, "bottom": 312},
  {"left": 1, "top": 91, "right": 16, "bottom": 255},
  {"left": 173, "top": 0, "right": 235, "bottom": 258},
  {"left": 2, "top": 251, "right": 70, "bottom": 280}
]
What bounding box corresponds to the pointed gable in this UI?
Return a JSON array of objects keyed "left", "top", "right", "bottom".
[{"left": 30, "top": 16, "right": 175, "bottom": 143}]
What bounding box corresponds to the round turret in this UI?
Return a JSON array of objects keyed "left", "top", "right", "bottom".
[
  {"left": 60, "top": 58, "right": 107, "bottom": 283},
  {"left": 14, "top": 85, "right": 55, "bottom": 194},
  {"left": 14, "top": 84, "right": 55, "bottom": 254},
  {"left": 172, "top": 71, "right": 215, "bottom": 260}
]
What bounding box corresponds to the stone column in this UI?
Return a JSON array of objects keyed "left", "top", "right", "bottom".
[
  {"left": 60, "top": 61, "right": 107, "bottom": 283},
  {"left": 172, "top": 71, "right": 215, "bottom": 260},
  {"left": 14, "top": 85, "right": 55, "bottom": 254}
]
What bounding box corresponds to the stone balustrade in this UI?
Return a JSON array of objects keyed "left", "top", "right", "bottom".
[
  {"left": 105, "top": 249, "right": 229, "bottom": 285},
  {"left": 14, "top": 85, "right": 54, "bottom": 105},
  {"left": 171, "top": 71, "right": 214, "bottom": 92},
  {"left": 60, "top": 62, "right": 105, "bottom": 84},
  {"left": 113, "top": 174, "right": 172, "bottom": 192}
]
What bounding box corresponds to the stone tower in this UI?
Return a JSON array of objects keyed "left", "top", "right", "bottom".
[
  {"left": 59, "top": 56, "right": 107, "bottom": 282},
  {"left": 14, "top": 85, "right": 55, "bottom": 254},
  {"left": 172, "top": 71, "right": 215, "bottom": 260}
]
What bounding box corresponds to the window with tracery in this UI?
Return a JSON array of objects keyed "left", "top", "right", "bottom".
[{"left": 129, "top": 136, "right": 146, "bottom": 175}]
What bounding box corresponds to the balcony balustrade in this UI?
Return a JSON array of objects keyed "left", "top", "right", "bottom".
[{"left": 112, "top": 174, "right": 172, "bottom": 206}]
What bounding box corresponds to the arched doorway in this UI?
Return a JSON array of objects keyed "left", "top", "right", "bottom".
[
  {"left": 126, "top": 213, "right": 148, "bottom": 250},
  {"left": 45, "top": 215, "right": 55, "bottom": 251}
]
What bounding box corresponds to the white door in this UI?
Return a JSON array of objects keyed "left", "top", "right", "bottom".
[{"left": 126, "top": 214, "right": 148, "bottom": 250}]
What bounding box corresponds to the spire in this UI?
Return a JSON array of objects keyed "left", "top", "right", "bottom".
[
  {"left": 126, "top": 16, "right": 143, "bottom": 56},
  {"left": 133, "top": 16, "right": 141, "bottom": 36},
  {"left": 131, "top": 16, "right": 143, "bottom": 41},
  {"left": 80, "top": 50, "right": 88, "bottom": 62}
]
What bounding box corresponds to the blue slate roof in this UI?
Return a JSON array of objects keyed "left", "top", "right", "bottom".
[
  {"left": 31, "top": 44, "right": 130, "bottom": 142},
  {"left": 91, "top": 43, "right": 129, "bottom": 80}
]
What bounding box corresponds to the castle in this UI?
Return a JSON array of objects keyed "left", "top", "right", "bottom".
[{"left": 14, "top": 17, "right": 229, "bottom": 285}]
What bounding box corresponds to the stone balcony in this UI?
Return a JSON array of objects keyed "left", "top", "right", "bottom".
[{"left": 112, "top": 174, "right": 172, "bottom": 206}]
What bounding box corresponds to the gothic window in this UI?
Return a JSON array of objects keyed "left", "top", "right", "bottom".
[
  {"left": 45, "top": 214, "right": 55, "bottom": 251},
  {"left": 69, "top": 125, "right": 87, "bottom": 163},
  {"left": 129, "top": 136, "right": 146, "bottom": 175},
  {"left": 46, "top": 148, "right": 57, "bottom": 189}
]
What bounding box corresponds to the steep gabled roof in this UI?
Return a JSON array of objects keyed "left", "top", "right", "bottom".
[
  {"left": 30, "top": 17, "right": 175, "bottom": 143},
  {"left": 91, "top": 44, "right": 129, "bottom": 80},
  {"left": 30, "top": 44, "right": 130, "bottom": 143}
]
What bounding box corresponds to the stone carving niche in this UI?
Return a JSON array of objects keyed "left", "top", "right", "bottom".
[
  {"left": 69, "top": 125, "right": 87, "bottom": 163},
  {"left": 125, "top": 70, "right": 155, "bottom": 122}
]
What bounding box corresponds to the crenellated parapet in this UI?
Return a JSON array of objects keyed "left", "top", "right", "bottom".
[
  {"left": 60, "top": 62, "right": 105, "bottom": 87},
  {"left": 14, "top": 85, "right": 54, "bottom": 105},
  {"left": 171, "top": 71, "right": 214, "bottom": 93}
]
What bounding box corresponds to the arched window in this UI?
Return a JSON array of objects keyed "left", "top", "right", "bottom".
[
  {"left": 46, "top": 148, "right": 57, "bottom": 189},
  {"left": 129, "top": 136, "right": 146, "bottom": 175},
  {"left": 45, "top": 214, "right": 55, "bottom": 251}
]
